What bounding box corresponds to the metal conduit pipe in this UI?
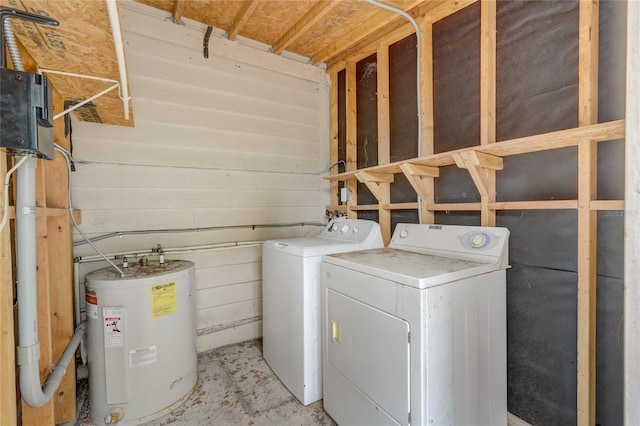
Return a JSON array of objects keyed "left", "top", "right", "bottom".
[
  {"left": 364, "top": 0, "right": 424, "bottom": 223},
  {"left": 14, "top": 157, "right": 86, "bottom": 407}
]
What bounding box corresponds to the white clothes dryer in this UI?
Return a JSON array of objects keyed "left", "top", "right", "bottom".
[
  {"left": 321, "top": 223, "right": 510, "bottom": 425},
  {"left": 262, "top": 218, "right": 383, "bottom": 405}
]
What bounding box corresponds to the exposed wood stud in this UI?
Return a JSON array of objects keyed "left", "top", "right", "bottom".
[
  {"left": 577, "top": 1, "right": 599, "bottom": 424},
  {"left": 479, "top": 0, "right": 497, "bottom": 226},
  {"left": 420, "top": 20, "right": 435, "bottom": 224},
  {"left": 346, "top": 61, "right": 358, "bottom": 219},
  {"left": 228, "top": 0, "right": 260, "bottom": 41},
  {"left": 273, "top": 1, "right": 339, "bottom": 55},
  {"left": 172, "top": 0, "right": 185, "bottom": 24},
  {"left": 377, "top": 42, "right": 391, "bottom": 244},
  {"left": 330, "top": 72, "right": 340, "bottom": 208}
]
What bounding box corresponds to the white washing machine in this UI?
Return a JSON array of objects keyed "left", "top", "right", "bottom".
[
  {"left": 321, "top": 224, "right": 509, "bottom": 426},
  {"left": 262, "top": 219, "right": 384, "bottom": 405}
]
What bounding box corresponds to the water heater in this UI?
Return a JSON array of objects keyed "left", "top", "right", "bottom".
[{"left": 85, "top": 260, "right": 198, "bottom": 425}]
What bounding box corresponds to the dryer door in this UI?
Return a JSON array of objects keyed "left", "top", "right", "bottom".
[{"left": 327, "top": 289, "right": 410, "bottom": 425}]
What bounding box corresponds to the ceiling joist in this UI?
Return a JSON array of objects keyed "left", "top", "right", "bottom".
[
  {"left": 273, "top": 0, "right": 340, "bottom": 55},
  {"left": 228, "top": 0, "right": 260, "bottom": 41}
]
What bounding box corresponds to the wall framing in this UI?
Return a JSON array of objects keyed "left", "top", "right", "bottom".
[
  {"left": 0, "top": 46, "right": 77, "bottom": 425},
  {"left": 326, "top": 1, "right": 624, "bottom": 424}
]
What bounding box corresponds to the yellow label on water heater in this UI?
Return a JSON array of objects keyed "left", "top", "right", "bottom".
[{"left": 151, "top": 281, "right": 177, "bottom": 318}]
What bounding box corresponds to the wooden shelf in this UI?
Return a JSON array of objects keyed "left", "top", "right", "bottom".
[
  {"left": 327, "top": 199, "right": 624, "bottom": 213},
  {"left": 326, "top": 120, "right": 625, "bottom": 181}
]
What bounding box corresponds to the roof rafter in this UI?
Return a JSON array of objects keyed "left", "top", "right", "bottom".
[
  {"left": 312, "top": 0, "right": 424, "bottom": 65},
  {"left": 228, "top": 0, "right": 260, "bottom": 41},
  {"left": 272, "top": 0, "right": 340, "bottom": 55}
]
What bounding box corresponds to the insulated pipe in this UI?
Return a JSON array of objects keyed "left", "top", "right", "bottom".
[
  {"left": 364, "top": 0, "right": 424, "bottom": 223},
  {"left": 105, "top": 0, "right": 131, "bottom": 120}
]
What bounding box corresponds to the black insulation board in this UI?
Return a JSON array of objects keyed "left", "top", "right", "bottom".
[
  {"left": 337, "top": 1, "right": 625, "bottom": 422},
  {"left": 431, "top": 1, "right": 625, "bottom": 424},
  {"left": 389, "top": 34, "right": 419, "bottom": 226},
  {"left": 433, "top": 2, "right": 481, "bottom": 153},
  {"left": 356, "top": 54, "right": 378, "bottom": 206},
  {"left": 433, "top": 3, "right": 481, "bottom": 205}
]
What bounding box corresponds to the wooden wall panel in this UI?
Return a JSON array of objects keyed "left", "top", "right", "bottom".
[{"left": 71, "top": 3, "right": 329, "bottom": 350}]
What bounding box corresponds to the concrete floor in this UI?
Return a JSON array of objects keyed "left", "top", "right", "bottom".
[{"left": 74, "top": 339, "right": 336, "bottom": 426}]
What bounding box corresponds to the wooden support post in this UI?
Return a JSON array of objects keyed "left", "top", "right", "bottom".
[
  {"left": 420, "top": 21, "right": 435, "bottom": 223},
  {"left": 577, "top": 0, "right": 599, "bottom": 424},
  {"left": 346, "top": 61, "right": 358, "bottom": 219},
  {"left": 48, "top": 91, "right": 76, "bottom": 424},
  {"left": 330, "top": 72, "right": 340, "bottom": 209},
  {"left": 377, "top": 43, "right": 392, "bottom": 244},
  {"left": 480, "top": 0, "right": 497, "bottom": 226}
]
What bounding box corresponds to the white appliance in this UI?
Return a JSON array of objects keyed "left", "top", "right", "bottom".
[
  {"left": 85, "top": 260, "right": 197, "bottom": 425},
  {"left": 321, "top": 224, "right": 509, "bottom": 426},
  {"left": 262, "top": 219, "right": 384, "bottom": 405}
]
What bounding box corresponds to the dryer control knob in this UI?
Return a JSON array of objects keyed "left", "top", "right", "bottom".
[
  {"left": 471, "top": 233, "right": 487, "bottom": 248},
  {"left": 340, "top": 224, "right": 350, "bottom": 234},
  {"left": 399, "top": 229, "right": 408, "bottom": 238}
]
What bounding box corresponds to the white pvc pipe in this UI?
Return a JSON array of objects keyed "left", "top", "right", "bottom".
[
  {"left": 15, "top": 157, "right": 86, "bottom": 407},
  {"left": 105, "top": 0, "right": 131, "bottom": 120}
]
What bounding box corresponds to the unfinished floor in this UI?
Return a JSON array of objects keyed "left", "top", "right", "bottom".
[{"left": 72, "top": 339, "right": 336, "bottom": 426}]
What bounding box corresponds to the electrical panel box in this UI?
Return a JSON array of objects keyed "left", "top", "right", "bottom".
[{"left": 0, "top": 67, "right": 54, "bottom": 159}]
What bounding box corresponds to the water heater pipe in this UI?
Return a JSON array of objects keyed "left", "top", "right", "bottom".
[
  {"left": 14, "top": 156, "right": 86, "bottom": 407},
  {"left": 364, "top": 0, "right": 424, "bottom": 223},
  {"left": 105, "top": 0, "right": 131, "bottom": 120}
]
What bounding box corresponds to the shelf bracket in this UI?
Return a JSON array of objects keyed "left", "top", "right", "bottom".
[
  {"left": 399, "top": 163, "right": 439, "bottom": 201},
  {"left": 355, "top": 171, "right": 394, "bottom": 203},
  {"left": 452, "top": 151, "right": 503, "bottom": 197}
]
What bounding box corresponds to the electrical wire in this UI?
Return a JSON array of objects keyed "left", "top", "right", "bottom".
[
  {"left": 54, "top": 144, "right": 125, "bottom": 277},
  {"left": 0, "top": 155, "right": 29, "bottom": 233}
]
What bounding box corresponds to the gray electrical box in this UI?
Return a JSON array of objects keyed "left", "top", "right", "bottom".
[{"left": 0, "top": 67, "right": 54, "bottom": 159}]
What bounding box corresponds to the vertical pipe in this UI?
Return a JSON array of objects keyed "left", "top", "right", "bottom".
[
  {"left": 16, "top": 156, "right": 38, "bottom": 351},
  {"left": 105, "top": 0, "right": 130, "bottom": 120}
]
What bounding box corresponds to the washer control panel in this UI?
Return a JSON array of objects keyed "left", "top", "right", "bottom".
[{"left": 323, "top": 219, "right": 381, "bottom": 243}]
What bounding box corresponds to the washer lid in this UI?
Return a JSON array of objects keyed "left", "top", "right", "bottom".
[
  {"left": 263, "top": 238, "right": 364, "bottom": 257},
  {"left": 323, "top": 248, "right": 502, "bottom": 289},
  {"left": 262, "top": 218, "right": 384, "bottom": 257}
]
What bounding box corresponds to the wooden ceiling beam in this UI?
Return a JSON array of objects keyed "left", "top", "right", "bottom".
[
  {"left": 228, "top": 0, "right": 260, "bottom": 41},
  {"left": 172, "top": 0, "right": 184, "bottom": 24},
  {"left": 273, "top": 0, "right": 340, "bottom": 55},
  {"left": 312, "top": 0, "right": 424, "bottom": 65}
]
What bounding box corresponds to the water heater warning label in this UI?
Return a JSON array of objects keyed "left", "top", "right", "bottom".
[
  {"left": 103, "top": 307, "right": 124, "bottom": 348},
  {"left": 151, "top": 281, "right": 177, "bottom": 318},
  {"left": 129, "top": 346, "right": 157, "bottom": 368}
]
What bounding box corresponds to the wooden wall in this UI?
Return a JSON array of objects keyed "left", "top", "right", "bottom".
[{"left": 71, "top": 1, "right": 330, "bottom": 352}]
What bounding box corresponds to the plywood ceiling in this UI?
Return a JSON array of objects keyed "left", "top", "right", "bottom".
[
  {"left": 0, "top": 0, "right": 458, "bottom": 126},
  {"left": 135, "top": 0, "right": 451, "bottom": 66}
]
